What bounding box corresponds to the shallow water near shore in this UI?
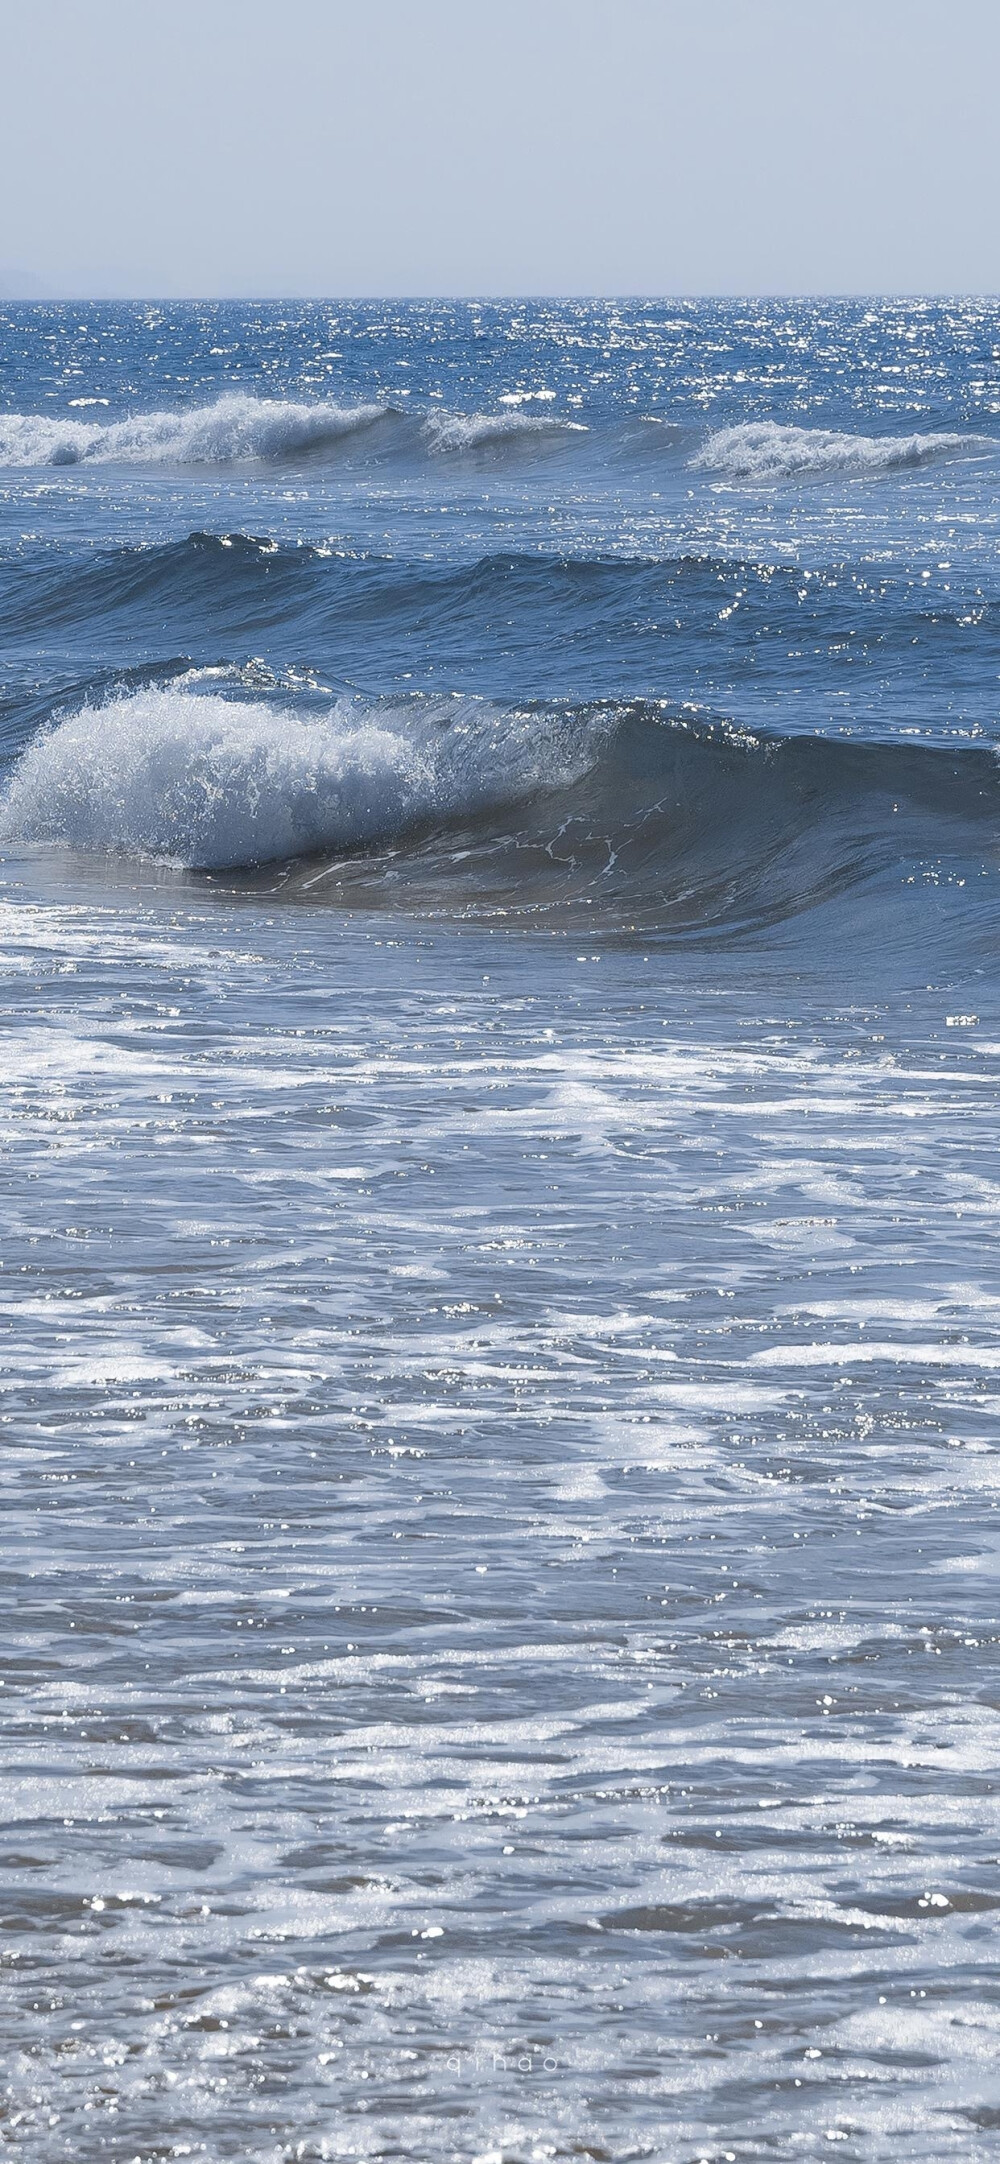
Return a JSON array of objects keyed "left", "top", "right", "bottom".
[{"left": 2, "top": 300, "right": 1000, "bottom": 2161}]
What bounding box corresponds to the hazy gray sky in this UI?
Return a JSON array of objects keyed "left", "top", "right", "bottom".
[{"left": 2, "top": 0, "right": 998, "bottom": 297}]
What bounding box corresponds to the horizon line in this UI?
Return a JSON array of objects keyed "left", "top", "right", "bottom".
[{"left": 3, "top": 289, "right": 1000, "bottom": 306}]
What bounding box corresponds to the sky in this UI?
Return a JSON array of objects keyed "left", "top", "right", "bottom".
[{"left": 1, "top": 0, "right": 998, "bottom": 298}]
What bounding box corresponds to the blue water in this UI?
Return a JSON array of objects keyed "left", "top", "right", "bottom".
[{"left": 2, "top": 301, "right": 1000, "bottom": 2163}]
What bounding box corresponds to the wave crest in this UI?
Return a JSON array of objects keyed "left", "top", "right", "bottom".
[
  {"left": 694, "top": 420, "right": 981, "bottom": 481},
  {"left": 421, "top": 410, "right": 586, "bottom": 452},
  {"left": 0, "top": 395, "right": 392, "bottom": 467}
]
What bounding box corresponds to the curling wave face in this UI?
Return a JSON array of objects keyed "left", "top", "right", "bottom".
[{"left": 2, "top": 686, "right": 997, "bottom": 950}]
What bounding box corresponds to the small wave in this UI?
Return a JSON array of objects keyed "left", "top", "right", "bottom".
[
  {"left": 0, "top": 395, "right": 392, "bottom": 467},
  {"left": 421, "top": 409, "right": 587, "bottom": 452},
  {"left": 0, "top": 686, "right": 598, "bottom": 869},
  {"left": 694, "top": 420, "right": 984, "bottom": 481}
]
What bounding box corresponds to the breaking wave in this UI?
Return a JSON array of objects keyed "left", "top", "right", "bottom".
[
  {"left": 1, "top": 398, "right": 988, "bottom": 479},
  {"left": 0, "top": 685, "right": 600, "bottom": 869},
  {"left": 0, "top": 395, "right": 587, "bottom": 468},
  {"left": 2, "top": 685, "right": 997, "bottom": 946},
  {"left": 0, "top": 396, "right": 394, "bottom": 466},
  {"left": 695, "top": 420, "right": 985, "bottom": 481}
]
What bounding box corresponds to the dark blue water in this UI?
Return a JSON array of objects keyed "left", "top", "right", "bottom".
[{"left": 2, "top": 302, "right": 1000, "bottom": 2164}]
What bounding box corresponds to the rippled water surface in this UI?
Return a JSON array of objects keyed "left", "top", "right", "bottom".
[{"left": 2, "top": 302, "right": 1000, "bottom": 2163}]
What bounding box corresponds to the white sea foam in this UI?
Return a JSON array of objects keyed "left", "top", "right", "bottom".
[
  {"left": 0, "top": 394, "right": 391, "bottom": 466},
  {"left": 0, "top": 687, "right": 595, "bottom": 869},
  {"left": 694, "top": 420, "right": 983, "bottom": 481}
]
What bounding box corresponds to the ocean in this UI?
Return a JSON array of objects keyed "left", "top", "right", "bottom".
[{"left": 1, "top": 298, "right": 999, "bottom": 2163}]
